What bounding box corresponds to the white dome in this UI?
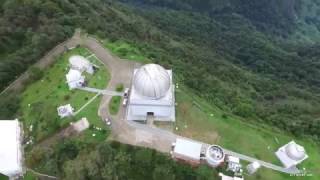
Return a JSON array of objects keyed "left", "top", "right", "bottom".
[
  {"left": 206, "top": 145, "right": 225, "bottom": 167},
  {"left": 69, "top": 55, "right": 90, "bottom": 68},
  {"left": 133, "top": 64, "right": 170, "bottom": 99},
  {"left": 285, "top": 142, "right": 306, "bottom": 161}
]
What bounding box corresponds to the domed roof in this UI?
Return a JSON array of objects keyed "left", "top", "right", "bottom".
[
  {"left": 69, "top": 55, "right": 90, "bottom": 68},
  {"left": 285, "top": 142, "right": 306, "bottom": 161},
  {"left": 133, "top": 64, "right": 170, "bottom": 99}
]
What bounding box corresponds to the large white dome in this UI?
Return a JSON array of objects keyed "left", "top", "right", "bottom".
[
  {"left": 133, "top": 64, "right": 170, "bottom": 99},
  {"left": 285, "top": 142, "right": 306, "bottom": 161}
]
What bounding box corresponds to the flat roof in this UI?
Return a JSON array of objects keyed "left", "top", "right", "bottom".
[
  {"left": 174, "top": 138, "right": 202, "bottom": 160},
  {"left": 0, "top": 120, "right": 23, "bottom": 177}
]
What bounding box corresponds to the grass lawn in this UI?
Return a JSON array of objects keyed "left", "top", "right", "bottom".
[
  {"left": 22, "top": 171, "right": 37, "bottom": 180},
  {"left": 175, "top": 86, "right": 320, "bottom": 180},
  {"left": 20, "top": 47, "right": 110, "bottom": 142},
  {"left": 109, "top": 96, "right": 122, "bottom": 115},
  {"left": 103, "top": 39, "right": 149, "bottom": 62}
]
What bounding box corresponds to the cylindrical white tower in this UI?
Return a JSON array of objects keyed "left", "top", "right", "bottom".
[
  {"left": 206, "top": 145, "right": 225, "bottom": 167},
  {"left": 246, "top": 162, "right": 261, "bottom": 175}
]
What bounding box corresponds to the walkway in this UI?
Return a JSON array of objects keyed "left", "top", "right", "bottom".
[
  {"left": 77, "top": 87, "right": 123, "bottom": 96},
  {"left": 73, "top": 93, "right": 101, "bottom": 115}
]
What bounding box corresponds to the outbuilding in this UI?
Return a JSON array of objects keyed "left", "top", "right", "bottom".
[
  {"left": 275, "top": 140, "right": 308, "bottom": 168},
  {"left": 57, "top": 104, "right": 74, "bottom": 118},
  {"left": 172, "top": 138, "right": 202, "bottom": 165}
]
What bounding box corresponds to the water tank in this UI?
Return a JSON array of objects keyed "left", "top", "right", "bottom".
[
  {"left": 246, "top": 162, "right": 261, "bottom": 175},
  {"left": 206, "top": 145, "right": 225, "bottom": 167}
]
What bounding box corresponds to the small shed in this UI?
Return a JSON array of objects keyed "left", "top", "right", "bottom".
[
  {"left": 72, "top": 118, "right": 90, "bottom": 132},
  {"left": 57, "top": 104, "right": 74, "bottom": 118},
  {"left": 172, "top": 138, "right": 202, "bottom": 165}
]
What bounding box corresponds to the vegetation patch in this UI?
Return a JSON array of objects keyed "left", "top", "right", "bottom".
[
  {"left": 116, "top": 83, "right": 124, "bottom": 92},
  {"left": 109, "top": 96, "right": 121, "bottom": 115},
  {"left": 103, "top": 39, "right": 149, "bottom": 62}
]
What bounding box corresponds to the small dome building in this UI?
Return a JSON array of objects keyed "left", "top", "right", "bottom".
[
  {"left": 126, "top": 64, "right": 175, "bottom": 122},
  {"left": 275, "top": 141, "right": 308, "bottom": 168},
  {"left": 206, "top": 145, "right": 225, "bottom": 167},
  {"left": 69, "top": 55, "right": 94, "bottom": 74}
]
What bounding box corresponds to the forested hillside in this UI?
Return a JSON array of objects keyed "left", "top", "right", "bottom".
[{"left": 1, "top": 0, "right": 320, "bottom": 140}]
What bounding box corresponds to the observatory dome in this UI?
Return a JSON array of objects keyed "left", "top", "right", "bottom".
[
  {"left": 285, "top": 142, "right": 306, "bottom": 161},
  {"left": 69, "top": 55, "right": 90, "bottom": 68},
  {"left": 206, "top": 145, "right": 225, "bottom": 167},
  {"left": 133, "top": 64, "right": 170, "bottom": 99}
]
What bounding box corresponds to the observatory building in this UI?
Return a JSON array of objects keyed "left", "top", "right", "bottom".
[
  {"left": 69, "top": 55, "right": 94, "bottom": 74},
  {"left": 275, "top": 141, "right": 308, "bottom": 168},
  {"left": 126, "top": 64, "right": 175, "bottom": 122},
  {"left": 0, "top": 119, "right": 23, "bottom": 178},
  {"left": 57, "top": 104, "right": 74, "bottom": 118},
  {"left": 206, "top": 145, "right": 225, "bottom": 167},
  {"left": 66, "top": 69, "right": 85, "bottom": 90}
]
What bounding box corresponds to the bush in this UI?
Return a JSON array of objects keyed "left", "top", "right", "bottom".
[{"left": 116, "top": 84, "right": 124, "bottom": 92}]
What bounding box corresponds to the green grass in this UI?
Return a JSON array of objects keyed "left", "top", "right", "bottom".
[
  {"left": 0, "top": 174, "right": 8, "bottom": 180},
  {"left": 20, "top": 47, "right": 110, "bottom": 142},
  {"left": 175, "top": 86, "right": 320, "bottom": 180},
  {"left": 103, "top": 39, "right": 149, "bottom": 62},
  {"left": 23, "top": 171, "right": 37, "bottom": 180},
  {"left": 109, "top": 96, "right": 121, "bottom": 115}
]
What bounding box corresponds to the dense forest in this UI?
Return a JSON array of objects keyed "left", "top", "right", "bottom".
[
  {"left": 26, "top": 139, "right": 218, "bottom": 179},
  {"left": 1, "top": 0, "right": 320, "bottom": 139},
  {"left": 1, "top": 0, "right": 320, "bottom": 171}
]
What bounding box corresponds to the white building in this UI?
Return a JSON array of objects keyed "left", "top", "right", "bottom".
[
  {"left": 66, "top": 69, "right": 85, "bottom": 90},
  {"left": 0, "top": 119, "right": 23, "bottom": 178},
  {"left": 246, "top": 162, "right": 261, "bottom": 175},
  {"left": 126, "top": 64, "right": 175, "bottom": 122},
  {"left": 57, "top": 104, "right": 74, "bottom": 118},
  {"left": 71, "top": 118, "right": 89, "bottom": 133},
  {"left": 69, "top": 55, "right": 94, "bottom": 74},
  {"left": 172, "top": 138, "right": 202, "bottom": 165},
  {"left": 275, "top": 141, "right": 308, "bottom": 168},
  {"left": 219, "top": 173, "right": 244, "bottom": 180},
  {"left": 206, "top": 145, "right": 225, "bottom": 167},
  {"left": 226, "top": 156, "right": 242, "bottom": 175}
]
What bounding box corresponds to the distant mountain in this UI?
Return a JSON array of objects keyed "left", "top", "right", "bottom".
[{"left": 122, "top": 0, "right": 320, "bottom": 41}]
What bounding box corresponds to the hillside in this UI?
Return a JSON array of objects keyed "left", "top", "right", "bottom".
[
  {"left": 1, "top": 0, "right": 320, "bottom": 140},
  {"left": 0, "top": 0, "right": 320, "bottom": 177}
]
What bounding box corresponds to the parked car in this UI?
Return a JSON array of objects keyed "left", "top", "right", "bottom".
[
  {"left": 124, "top": 88, "right": 130, "bottom": 98},
  {"left": 123, "top": 98, "right": 128, "bottom": 106},
  {"left": 104, "top": 117, "right": 111, "bottom": 125}
]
